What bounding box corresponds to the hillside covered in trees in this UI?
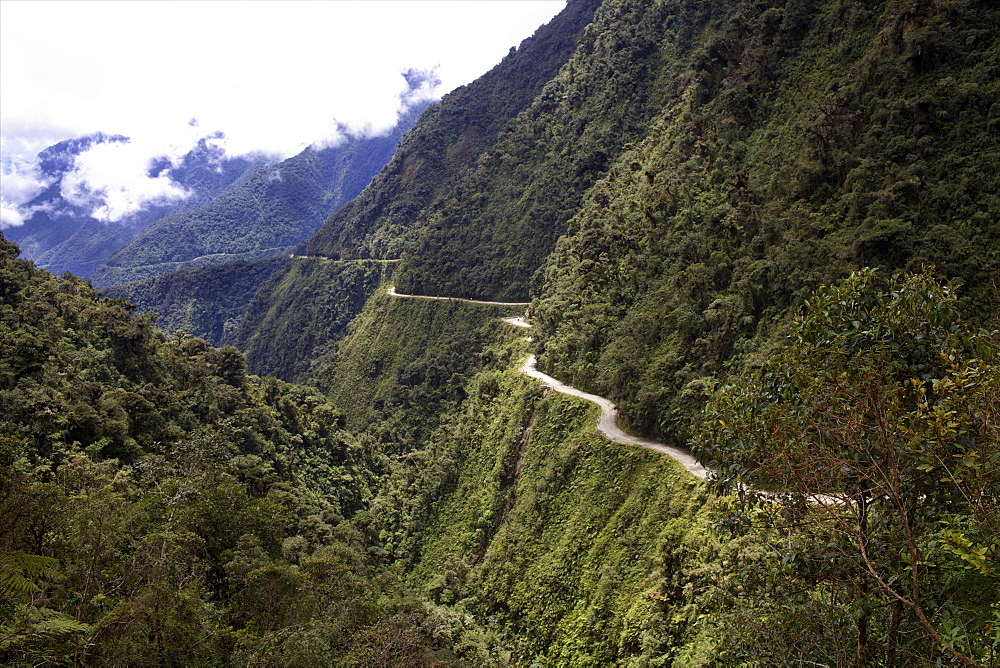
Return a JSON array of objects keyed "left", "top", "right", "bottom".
[
  {"left": 91, "top": 101, "right": 429, "bottom": 288},
  {"left": 4, "top": 133, "right": 273, "bottom": 279},
  {"left": 3, "top": 0, "right": 999, "bottom": 664}
]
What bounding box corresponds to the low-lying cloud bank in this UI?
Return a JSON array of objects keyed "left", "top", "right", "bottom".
[{"left": 0, "top": 69, "right": 441, "bottom": 229}]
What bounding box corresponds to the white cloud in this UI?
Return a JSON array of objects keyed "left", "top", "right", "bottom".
[
  {"left": 0, "top": 0, "right": 566, "bottom": 225},
  {"left": 0, "top": 201, "right": 27, "bottom": 229},
  {"left": 1, "top": 1, "right": 565, "bottom": 158},
  {"left": 1, "top": 153, "right": 46, "bottom": 205},
  {"left": 59, "top": 140, "right": 193, "bottom": 222},
  {"left": 0, "top": 151, "right": 50, "bottom": 228}
]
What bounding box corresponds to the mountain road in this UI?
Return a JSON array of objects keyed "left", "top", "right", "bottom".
[{"left": 387, "top": 286, "right": 708, "bottom": 479}]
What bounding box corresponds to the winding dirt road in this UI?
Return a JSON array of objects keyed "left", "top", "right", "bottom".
[
  {"left": 388, "top": 286, "right": 530, "bottom": 307},
  {"left": 520, "top": 355, "right": 708, "bottom": 479},
  {"left": 387, "top": 287, "right": 708, "bottom": 479},
  {"left": 289, "top": 254, "right": 401, "bottom": 263}
]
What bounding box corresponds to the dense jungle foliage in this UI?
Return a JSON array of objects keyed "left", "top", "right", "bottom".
[
  {"left": 695, "top": 270, "right": 999, "bottom": 664},
  {"left": 395, "top": 0, "right": 701, "bottom": 301},
  {"left": 313, "top": 290, "right": 526, "bottom": 454},
  {"left": 101, "top": 256, "right": 288, "bottom": 345},
  {"left": 1, "top": 236, "right": 399, "bottom": 664},
  {"left": 228, "top": 258, "right": 397, "bottom": 381},
  {"left": 4, "top": 233, "right": 997, "bottom": 663},
  {"left": 258, "top": 270, "right": 998, "bottom": 664},
  {"left": 531, "top": 0, "right": 1000, "bottom": 447},
  {"left": 4, "top": 0, "right": 999, "bottom": 664}
]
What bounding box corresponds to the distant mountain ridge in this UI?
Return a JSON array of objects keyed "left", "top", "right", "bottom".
[
  {"left": 5, "top": 133, "right": 270, "bottom": 277},
  {"left": 100, "top": 256, "right": 290, "bottom": 344},
  {"left": 90, "top": 102, "right": 430, "bottom": 287}
]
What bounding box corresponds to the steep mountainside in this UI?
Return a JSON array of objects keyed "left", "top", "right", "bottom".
[
  {"left": 100, "top": 255, "right": 289, "bottom": 344},
  {"left": 289, "top": 0, "right": 998, "bottom": 662},
  {"left": 5, "top": 0, "right": 999, "bottom": 664},
  {"left": 90, "top": 103, "right": 428, "bottom": 287},
  {"left": 232, "top": 258, "right": 396, "bottom": 380},
  {"left": 530, "top": 0, "right": 999, "bottom": 444},
  {"left": 242, "top": 0, "right": 997, "bottom": 386},
  {"left": 394, "top": 0, "right": 703, "bottom": 300},
  {"left": 313, "top": 288, "right": 525, "bottom": 453},
  {"left": 301, "top": 0, "right": 601, "bottom": 262},
  {"left": 0, "top": 235, "right": 399, "bottom": 664},
  {"left": 5, "top": 134, "right": 269, "bottom": 278},
  {"left": 234, "top": 0, "right": 600, "bottom": 380}
]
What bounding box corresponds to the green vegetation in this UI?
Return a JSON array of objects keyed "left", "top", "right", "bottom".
[
  {"left": 302, "top": 0, "right": 601, "bottom": 262},
  {"left": 376, "top": 362, "right": 720, "bottom": 664},
  {"left": 91, "top": 108, "right": 425, "bottom": 288},
  {"left": 696, "top": 269, "right": 999, "bottom": 665},
  {"left": 229, "top": 258, "right": 396, "bottom": 382},
  {"left": 315, "top": 288, "right": 525, "bottom": 453},
  {"left": 395, "top": 0, "right": 693, "bottom": 301},
  {"left": 277, "top": 293, "right": 732, "bottom": 663},
  {"left": 101, "top": 255, "right": 288, "bottom": 345},
  {"left": 0, "top": 235, "right": 393, "bottom": 664},
  {"left": 3, "top": 229, "right": 997, "bottom": 663},
  {"left": 4, "top": 0, "right": 999, "bottom": 663},
  {"left": 532, "top": 0, "right": 1000, "bottom": 447}
]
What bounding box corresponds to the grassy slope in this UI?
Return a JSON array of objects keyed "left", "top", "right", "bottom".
[
  {"left": 349, "top": 314, "right": 736, "bottom": 664},
  {"left": 316, "top": 288, "right": 525, "bottom": 453}
]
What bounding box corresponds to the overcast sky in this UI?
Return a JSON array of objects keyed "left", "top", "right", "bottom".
[{"left": 0, "top": 0, "right": 566, "bottom": 226}]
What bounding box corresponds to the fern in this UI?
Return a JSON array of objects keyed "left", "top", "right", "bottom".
[{"left": 0, "top": 552, "right": 60, "bottom": 603}]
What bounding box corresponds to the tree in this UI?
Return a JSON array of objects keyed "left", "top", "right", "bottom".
[{"left": 696, "top": 268, "right": 999, "bottom": 665}]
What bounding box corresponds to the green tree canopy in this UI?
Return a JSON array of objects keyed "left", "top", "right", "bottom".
[{"left": 696, "top": 268, "right": 999, "bottom": 665}]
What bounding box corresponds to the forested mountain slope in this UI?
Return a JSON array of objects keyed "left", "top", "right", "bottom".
[
  {"left": 90, "top": 104, "right": 427, "bottom": 288},
  {"left": 295, "top": 0, "right": 998, "bottom": 661},
  {"left": 530, "top": 0, "right": 999, "bottom": 444},
  {"left": 396, "top": 0, "right": 1000, "bottom": 311},
  {"left": 234, "top": 0, "right": 600, "bottom": 380},
  {"left": 5, "top": 0, "right": 999, "bottom": 664},
  {"left": 394, "top": 0, "right": 707, "bottom": 300},
  {"left": 0, "top": 235, "right": 399, "bottom": 664},
  {"left": 100, "top": 255, "right": 289, "bottom": 344},
  {"left": 0, "top": 232, "right": 722, "bottom": 664},
  {"left": 5, "top": 134, "right": 270, "bottom": 278},
  {"left": 243, "top": 0, "right": 997, "bottom": 389},
  {"left": 301, "top": 0, "right": 601, "bottom": 262},
  {"left": 230, "top": 257, "right": 397, "bottom": 380}
]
